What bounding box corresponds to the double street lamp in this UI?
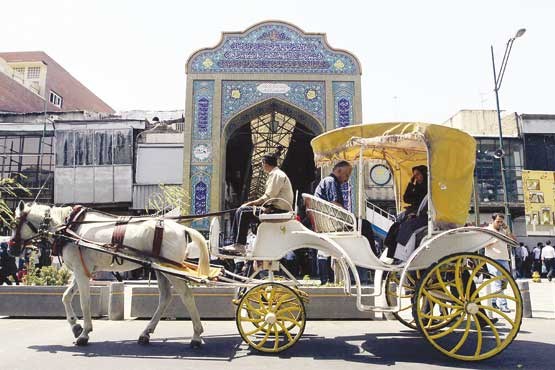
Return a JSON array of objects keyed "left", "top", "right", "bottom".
[{"left": 490, "top": 28, "right": 526, "bottom": 227}]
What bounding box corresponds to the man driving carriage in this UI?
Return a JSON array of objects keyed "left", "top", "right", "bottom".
[{"left": 222, "top": 150, "right": 294, "bottom": 255}]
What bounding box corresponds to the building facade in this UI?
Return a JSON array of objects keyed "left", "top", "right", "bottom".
[
  {"left": 183, "top": 21, "right": 362, "bottom": 228},
  {"left": 0, "top": 51, "right": 114, "bottom": 114}
]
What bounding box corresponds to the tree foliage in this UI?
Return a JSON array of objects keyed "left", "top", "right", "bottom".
[
  {"left": 146, "top": 184, "right": 190, "bottom": 216},
  {"left": 0, "top": 177, "right": 31, "bottom": 225}
]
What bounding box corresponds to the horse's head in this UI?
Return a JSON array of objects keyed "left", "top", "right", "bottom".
[{"left": 8, "top": 201, "right": 51, "bottom": 257}]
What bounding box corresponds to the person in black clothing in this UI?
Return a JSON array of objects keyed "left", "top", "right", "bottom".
[
  {"left": 384, "top": 165, "right": 428, "bottom": 260},
  {"left": 0, "top": 242, "right": 20, "bottom": 285},
  {"left": 402, "top": 165, "right": 428, "bottom": 215}
]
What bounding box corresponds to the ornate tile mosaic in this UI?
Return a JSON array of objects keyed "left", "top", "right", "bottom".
[
  {"left": 333, "top": 81, "right": 354, "bottom": 128},
  {"left": 192, "top": 81, "right": 215, "bottom": 140},
  {"left": 189, "top": 22, "right": 359, "bottom": 75},
  {"left": 221, "top": 80, "right": 325, "bottom": 125},
  {"left": 191, "top": 165, "right": 211, "bottom": 229},
  {"left": 191, "top": 141, "right": 212, "bottom": 163}
]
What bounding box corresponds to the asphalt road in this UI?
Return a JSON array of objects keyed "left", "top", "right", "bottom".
[{"left": 0, "top": 318, "right": 553, "bottom": 370}]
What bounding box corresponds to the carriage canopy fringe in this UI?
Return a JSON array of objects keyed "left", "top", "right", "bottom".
[{"left": 310, "top": 122, "right": 477, "bottom": 226}]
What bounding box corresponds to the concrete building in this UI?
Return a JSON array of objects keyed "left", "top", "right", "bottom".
[
  {"left": 54, "top": 118, "right": 145, "bottom": 210},
  {"left": 444, "top": 109, "right": 524, "bottom": 213},
  {"left": 132, "top": 123, "right": 184, "bottom": 212},
  {"left": 519, "top": 114, "right": 555, "bottom": 171},
  {"left": 0, "top": 51, "right": 114, "bottom": 114}
]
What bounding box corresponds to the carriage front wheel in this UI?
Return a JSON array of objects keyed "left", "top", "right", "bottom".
[
  {"left": 413, "top": 253, "right": 522, "bottom": 361},
  {"left": 235, "top": 282, "right": 306, "bottom": 353},
  {"left": 385, "top": 269, "right": 422, "bottom": 330}
]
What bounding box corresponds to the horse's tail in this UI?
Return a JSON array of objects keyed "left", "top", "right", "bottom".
[{"left": 185, "top": 227, "right": 210, "bottom": 277}]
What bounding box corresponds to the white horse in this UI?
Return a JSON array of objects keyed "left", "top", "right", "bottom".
[{"left": 8, "top": 201, "right": 210, "bottom": 347}]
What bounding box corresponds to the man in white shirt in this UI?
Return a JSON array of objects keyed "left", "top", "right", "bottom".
[
  {"left": 485, "top": 213, "right": 516, "bottom": 312},
  {"left": 541, "top": 240, "right": 555, "bottom": 281},
  {"left": 222, "top": 151, "right": 293, "bottom": 255}
]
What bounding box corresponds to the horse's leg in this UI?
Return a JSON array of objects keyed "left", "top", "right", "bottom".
[
  {"left": 74, "top": 269, "right": 93, "bottom": 346},
  {"left": 62, "top": 277, "right": 82, "bottom": 338},
  {"left": 138, "top": 271, "right": 172, "bottom": 345},
  {"left": 167, "top": 275, "right": 203, "bottom": 348}
]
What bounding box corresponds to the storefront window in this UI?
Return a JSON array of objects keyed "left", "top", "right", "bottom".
[
  {"left": 475, "top": 138, "right": 523, "bottom": 203},
  {"left": 94, "top": 130, "right": 113, "bottom": 165},
  {"left": 0, "top": 134, "right": 55, "bottom": 206},
  {"left": 113, "top": 129, "right": 132, "bottom": 165},
  {"left": 75, "top": 131, "right": 93, "bottom": 165},
  {"left": 56, "top": 131, "right": 74, "bottom": 167}
]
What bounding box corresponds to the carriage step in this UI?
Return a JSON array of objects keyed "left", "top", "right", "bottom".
[{"left": 359, "top": 306, "right": 399, "bottom": 313}]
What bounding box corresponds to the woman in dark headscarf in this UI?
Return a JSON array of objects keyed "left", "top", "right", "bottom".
[
  {"left": 383, "top": 165, "right": 428, "bottom": 261},
  {"left": 402, "top": 165, "right": 428, "bottom": 215}
]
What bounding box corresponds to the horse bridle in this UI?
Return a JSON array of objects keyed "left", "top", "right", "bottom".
[{"left": 9, "top": 209, "right": 52, "bottom": 252}]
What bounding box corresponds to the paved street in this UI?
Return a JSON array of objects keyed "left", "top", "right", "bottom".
[{"left": 0, "top": 318, "right": 553, "bottom": 370}]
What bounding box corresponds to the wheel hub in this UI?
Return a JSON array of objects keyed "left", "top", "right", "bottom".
[
  {"left": 264, "top": 312, "right": 277, "bottom": 325},
  {"left": 465, "top": 302, "right": 479, "bottom": 315}
]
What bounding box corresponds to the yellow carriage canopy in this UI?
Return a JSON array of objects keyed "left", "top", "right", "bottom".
[{"left": 311, "top": 122, "right": 477, "bottom": 226}]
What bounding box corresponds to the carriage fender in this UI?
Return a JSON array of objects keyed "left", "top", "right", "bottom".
[{"left": 398, "top": 226, "right": 519, "bottom": 298}]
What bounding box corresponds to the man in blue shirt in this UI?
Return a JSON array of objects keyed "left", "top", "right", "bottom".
[
  {"left": 313, "top": 161, "right": 376, "bottom": 284},
  {"left": 314, "top": 161, "right": 351, "bottom": 208}
]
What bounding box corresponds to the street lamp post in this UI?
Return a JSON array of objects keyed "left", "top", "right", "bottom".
[{"left": 490, "top": 28, "right": 526, "bottom": 228}]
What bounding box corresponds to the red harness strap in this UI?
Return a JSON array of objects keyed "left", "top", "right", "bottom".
[
  {"left": 152, "top": 219, "right": 164, "bottom": 258},
  {"left": 111, "top": 216, "right": 131, "bottom": 251},
  {"left": 52, "top": 205, "right": 87, "bottom": 256}
]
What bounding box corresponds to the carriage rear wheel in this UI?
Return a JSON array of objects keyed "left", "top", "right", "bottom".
[
  {"left": 413, "top": 253, "right": 522, "bottom": 361},
  {"left": 236, "top": 282, "right": 306, "bottom": 353}
]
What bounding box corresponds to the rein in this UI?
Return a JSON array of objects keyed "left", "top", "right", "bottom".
[{"left": 62, "top": 208, "right": 237, "bottom": 227}]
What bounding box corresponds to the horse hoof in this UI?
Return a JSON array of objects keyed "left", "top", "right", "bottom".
[
  {"left": 138, "top": 335, "right": 150, "bottom": 345},
  {"left": 190, "top": 339, "right": 202, "bottom": 349},
  {"left": 72, "top": 324, "right": 83, "bottom": 338},
  {"left": 75, "top": 336, "right": 89, "bottom": 346}
]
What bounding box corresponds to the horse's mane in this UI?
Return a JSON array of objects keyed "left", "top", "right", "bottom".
[{"left": 27, "top": 203, "right": 72, "bottom": 226}]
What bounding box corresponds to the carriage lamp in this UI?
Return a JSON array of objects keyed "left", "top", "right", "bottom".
[{"left": 490, "top": 27, "right": 526, "bottom": 228}]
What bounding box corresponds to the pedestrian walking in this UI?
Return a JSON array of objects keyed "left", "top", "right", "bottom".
[
  {"left": 533, "top": 243, "right": 542, "bottom": 275},
  {"left": 484, "top": 213, "right": 516, "bottom": 313},
  {"left": 541, "top": 240, "right": 555, "bottom": 281},
  {"left": 515, "top": 242, "right": 525, "bottom": 278},
  {"left": 518, "top": 243, "right": 529, "bottom": 278}
]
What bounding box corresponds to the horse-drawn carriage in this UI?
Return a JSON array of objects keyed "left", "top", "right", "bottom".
[{"left": 8, "top": 122, "right": 522, "bottom": 361}]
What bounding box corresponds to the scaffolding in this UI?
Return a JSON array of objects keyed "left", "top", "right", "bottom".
[{"left": 245, "top": 111, "right": 296, "bottom": 201}]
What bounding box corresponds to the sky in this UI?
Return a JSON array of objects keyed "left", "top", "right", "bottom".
[{"left": 1, "top": 0, "right": 553, "bottom": 123}]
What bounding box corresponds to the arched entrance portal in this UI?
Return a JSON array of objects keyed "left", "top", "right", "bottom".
[{"left": 224, "top": 99, "right": 323, "bottom": 209}]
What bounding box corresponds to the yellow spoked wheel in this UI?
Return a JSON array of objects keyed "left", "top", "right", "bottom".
[
  {"left": 386, "top": 270, "right": 453, "bottom": 332},
  {"left": 413, "top": 253, "right": 522, "bottom": 361},
  {"left": 236, "top": 282, "right": 306, "bottom": 353},
  {"left": 385, "top": 270, "right": 422, "bottom": 330}
]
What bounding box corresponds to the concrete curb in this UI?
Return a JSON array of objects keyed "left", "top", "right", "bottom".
[
  {"left": 0, "top": 285, "right": 109, "bottom": 317},
  {"left": 129, "top": 286, "right": 378, "bottom": 320}
]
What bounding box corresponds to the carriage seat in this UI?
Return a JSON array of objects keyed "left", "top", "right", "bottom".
[
  {"left": 394, "top": 196, "right": 429, "bottom": 261},
  {"left": 302, "top": 193, "right": 356, "bottom": 233},
  {"left": 258, "top": 211, "right": 296, "bottom": 222}
]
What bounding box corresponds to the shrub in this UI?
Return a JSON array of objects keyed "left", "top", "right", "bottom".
[{"left": 24, "top": 260, "right": 72, "bottom": 286}]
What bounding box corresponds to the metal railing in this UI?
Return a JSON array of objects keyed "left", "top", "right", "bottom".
[{"left": 365, "top": 199, "right": 396, "bottom": 222}]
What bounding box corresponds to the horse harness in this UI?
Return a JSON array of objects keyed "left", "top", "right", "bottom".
[{"left": 53, "top": 206, "right": 167, "bottom": 278}]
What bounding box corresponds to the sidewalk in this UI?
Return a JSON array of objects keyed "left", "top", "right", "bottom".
[{"left": 524, "top": 278, "right": 555, "bottom": 319}]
